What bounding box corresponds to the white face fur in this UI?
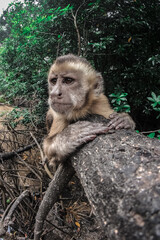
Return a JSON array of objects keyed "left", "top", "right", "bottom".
[{"left": 48, "top": 64, "right": 89, "bottom": 115}]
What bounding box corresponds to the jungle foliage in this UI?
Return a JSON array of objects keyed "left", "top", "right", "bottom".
[{"left": 0, "top": 0, "right": 159, "bottom": 131}]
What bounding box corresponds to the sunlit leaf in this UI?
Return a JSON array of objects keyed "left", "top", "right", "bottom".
[
  {"left": 75, "top": 222, "right": 80, "bottom": 228},
  {"left": 128, "top": 37, "right": 132, "bottom": 43}
]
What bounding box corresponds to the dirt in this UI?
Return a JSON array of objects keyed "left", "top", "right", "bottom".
[
  {"left": 0, "top": 104, "right": 13, "bottom": 129},
  {"left": 0, "top": 104, "right": 13, "bottom": 113}
]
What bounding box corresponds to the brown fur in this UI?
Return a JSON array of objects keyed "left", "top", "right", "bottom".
[
  {"left": 43, "top": 54, "right": 135, "bottom": 170},
  {"left": 46, "top": 54, "right": 114, "bottom": 136}
]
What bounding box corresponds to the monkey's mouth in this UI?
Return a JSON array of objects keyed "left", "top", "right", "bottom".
[
  {"left": 53, "top": 102, "right": 72, "bottom": 106},
  {"left": 51, "top": 102, "right": 72, "bottom": 114}
]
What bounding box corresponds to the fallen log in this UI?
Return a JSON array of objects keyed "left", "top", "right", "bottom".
[
  {"left": 71, "top": 115, "right": 160, "bottom": 239},
  {"left": 34, "top": 115, "right": 160, "bottom": 240}
]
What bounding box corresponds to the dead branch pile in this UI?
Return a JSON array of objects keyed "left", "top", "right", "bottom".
[
  {"left": 0, "top": 128, "right": 45, "bottom": 239},
  {"left": 0, "top": 127, "right": 92, "bottom": 240}
]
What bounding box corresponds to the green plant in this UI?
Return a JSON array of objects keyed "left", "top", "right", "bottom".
[
  {"left": 147, "top": 92, "right": 160, "bottom": 119},
  {"left": 4, "top": 107, "right": 40, "bottom": 129},
  {"left": 0, "top": 95, "right": 6, "bottom": 103},
  {"left": 109, "top": 92, "right": 131, "bottom": 113},
  {"left": 147, "top": 131, "right": 160, "bottom": 140}
]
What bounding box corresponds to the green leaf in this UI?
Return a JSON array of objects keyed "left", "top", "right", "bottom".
[
  {"left": 151, "top": 92, "right": 157, "bottom": 101},
  {"left": 147, "top": 132, "right": 155, "bottom": 138},
  {"left": 152, "top": 102, "right": 157, "bottom": 107},
  {"left": 120, "top": 93, "right": 128, "bottom": 97},
  {"left": 109, "top": 93, "right": 117, "bottom": 97},
  {"left": 147, "top": 97, "right": 154, "bottom": 102},
  {"left": 123, "top": 105, "right": 130, "bottom": 108},
  {"left": 120, "top": 97, "right": 127, "bottom": 101},
  {"left": 88, "top": 3, "right": 95, "bottom": 6},
  {"left": 7, "top": 198, "right": 11, "bottom": 204}
]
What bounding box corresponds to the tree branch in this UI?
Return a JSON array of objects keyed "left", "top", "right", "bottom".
[
  {"left": 71, "top": 3, "right": 85, "bottom": 56},
  {"left": 0, "top": 143, "right": 36, "bottom": 162},
  {"left": 34, "top": 162, "right": 75, "bottom": 240}
]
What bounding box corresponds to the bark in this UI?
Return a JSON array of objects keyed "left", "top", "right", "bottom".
[
  {"left": 34, "top": 162, "right": 75, "bottom": 240},
  {"left": 70, "top": 115, "right": 160, "bottom": 240}
]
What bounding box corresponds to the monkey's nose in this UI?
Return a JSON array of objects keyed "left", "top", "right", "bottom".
[{"left": 57, "top": 92, "right": 63, "bottom": 99}]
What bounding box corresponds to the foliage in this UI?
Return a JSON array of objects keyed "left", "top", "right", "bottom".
[
  {"left": 3, "top": 107, "right": 37, "bottom": 129},
  {"left": 147, "top": 92, "right": 160, "bottom": 119},
  {"left": 109, "top": 92, "right": 130, "bottom": 113},
  {"left": 0, "top": 94, "right": 6, "bottom": 103},
  {"left": 147, "top": 131, "right": 160, "bottom": 140},
  {"left": 0, "top": 0, "right": 159, "bottom": 130},
  {"left": 0, "top": 0, "right": 73, "bottom": 126}
]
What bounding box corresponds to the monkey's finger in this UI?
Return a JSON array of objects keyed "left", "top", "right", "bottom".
[
  {"left": 78, "top": 135, "right": 97, "bottom": 143},
  {"left": 107, "top": 118, "right": 124, "bottom": 129},
  {"left": 107, "top": 116, "right": 121, "bottom": 127},
  {"left": 109, "top": 112, "right": 118, "bottom": 119},
  {"left": 77, "top": 126, "right": 110, "bottom": 141},
  {"left": 115, "top": 119, "right": 127, "bottom": 129},
  {"left": 73, "top": 121, "right": 104, "bottom": 130},
  {"left": 116, "top": 123, "right": 131, "bottom": 129},
  {"left": 85, "top": 125, "right": 110, "bottom": 134}
]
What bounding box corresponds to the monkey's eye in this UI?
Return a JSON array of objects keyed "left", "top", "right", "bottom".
[
  {"left": 63, "top": 77, "right": 75, "bottom": 84},
  {"left": 50, "top": 78, "right": 57, "bottom": 85}
]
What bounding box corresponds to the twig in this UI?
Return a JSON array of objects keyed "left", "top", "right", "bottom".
[
  {"left": 141, "top": 129, "right": 160, "bottom": 134},
  {"left": 30, "top": 132, "right": 54, "bottom": 179},
  {"left": 15, "top": 152, "right": 42, "bottom": 180},
  {"left": 0, "top": 190, "right": 30, "bottom": 237},
  {"left": 30, "top": 132, "right": 44, "bottom": 161},
  {"left": 14, "top": 152, "right": 43, "bottom": 198},
  {"left": 71, "top": 2, "right": 85, "bottom": 56},
  {"left": 41, "top": 219, "right": 71, "bottom": 238},
  {"left": 0, "top": 176, "right": 16, "bottom": 199},
  {"left": 0, "top": 143, "right": 36, "bottom": 162},
  {"left": 34, "top": 162, "right": 75, "bottom": 240},
  {"left": 56, "top": 33, "right": 65, "bottom": 57}
]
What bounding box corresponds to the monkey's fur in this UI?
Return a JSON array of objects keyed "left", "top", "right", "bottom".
[{"left": 43, "top": 54, "right": 135, "bottom": 169}]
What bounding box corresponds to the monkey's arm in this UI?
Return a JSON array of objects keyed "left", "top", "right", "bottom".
[
  {"left": 46, "top": 109, "right": 54, "bottom": 133},
  {"left": 43, "top": 121, "right": 109, "bottom": 166}
]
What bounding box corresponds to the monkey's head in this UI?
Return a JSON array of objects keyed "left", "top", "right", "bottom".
[{"left": 48, "top": 54, "right": 104, "bottom": 119}]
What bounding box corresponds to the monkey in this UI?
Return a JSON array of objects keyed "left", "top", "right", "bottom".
[{"left": 43, "top": 54, "right": 135, "bottom": 169}]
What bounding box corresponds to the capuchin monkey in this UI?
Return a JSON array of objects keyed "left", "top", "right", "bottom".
[{"left": 43, "top": 54, "right": 135, "bottom": 169}]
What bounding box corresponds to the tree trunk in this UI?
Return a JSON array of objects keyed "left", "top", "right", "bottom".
[{"left": 70, "top": 115, "right": 160, "bottom": 240}]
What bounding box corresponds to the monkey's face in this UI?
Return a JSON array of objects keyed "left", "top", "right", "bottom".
[{"left": 48, "top": 65, "right": 88, "bottom": 115}]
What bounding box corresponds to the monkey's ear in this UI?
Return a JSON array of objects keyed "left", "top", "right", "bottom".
[{"left": 93, "top": 73, "right": 104, "bottom": 96}]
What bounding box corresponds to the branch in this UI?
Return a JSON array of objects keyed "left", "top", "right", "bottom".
[
  {"left": 0, "top": 143, "right": 36, "bottom": 162},
  {"left": 71, "top": 3, "right": 85, "bottom": 56},
  {"left": 34, "top": 162, "right": 75, "bottom": 240}
]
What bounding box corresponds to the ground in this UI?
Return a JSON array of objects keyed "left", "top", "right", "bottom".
[{"left": 0, "top": 104, "right": 13, "bottom": 128}]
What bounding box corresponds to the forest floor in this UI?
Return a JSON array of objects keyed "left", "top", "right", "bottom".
[
  {"left": 0, "top": 104, "right": 13, "bottom": 128},
  {"left": 0, "top": 104, "right": 98, "bottom": 240}
]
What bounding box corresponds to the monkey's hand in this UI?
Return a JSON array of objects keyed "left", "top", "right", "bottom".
[
  {"left": 107, "top": 112, "right": 135, "bottom": 131},
  {"left": 43, "top": 121, "right": 109, "bottom": 166}
]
